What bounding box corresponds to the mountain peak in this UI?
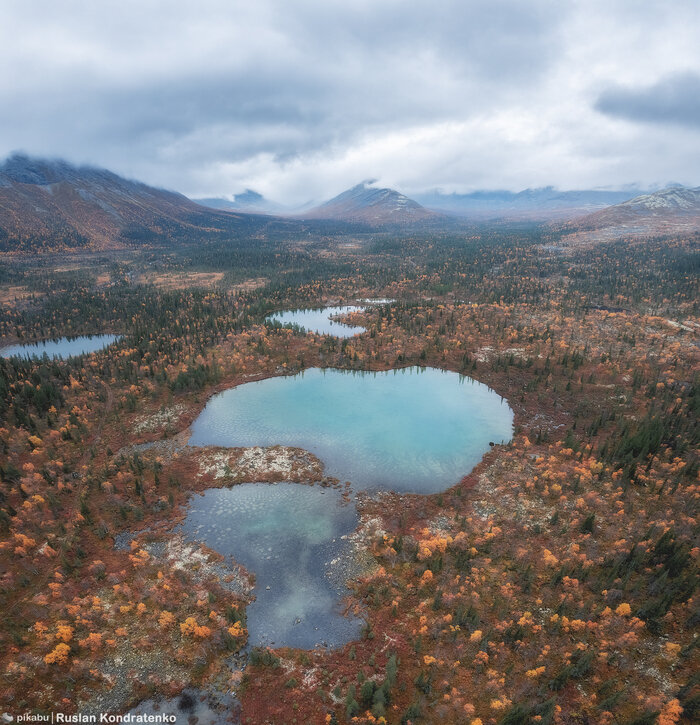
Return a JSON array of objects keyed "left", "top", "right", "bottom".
[
  {"left": 616, "top": 185, "right": 700, "bottom": 212},
  {"left": 567, "top": 185, "right": 700, "bottom": 237},
  {"left": 0, "top": 153, "right": 243, "bottom": 252},
  {"left": 233, "top": 189, "right": 265, "bottom": 205},
  {"left": 301, "top": 181, "right": 438, "bottom": 225},
  {"left": 195, "top": 188, "right": 283, "bottom": 214}
]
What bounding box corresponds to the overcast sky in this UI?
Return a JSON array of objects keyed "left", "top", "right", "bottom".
[{"left": 1, "top": 0, "right": 699, "bottom": 204}]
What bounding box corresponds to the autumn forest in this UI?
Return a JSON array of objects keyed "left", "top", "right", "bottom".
[{"left": 0, "top": 222, "right": 698, "bottom": 725}]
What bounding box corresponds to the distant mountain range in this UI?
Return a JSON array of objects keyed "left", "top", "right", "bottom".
[
  {"left": 1, "top": 154, "right": 698, "bottom": 252},
  {"left": 413, "top": 187, "right": 641, "bottom": 219},
  {"left": 298, "top": 181, "right": 440, "bottom": 225},
  {"left": 197, "top": 184, "right": 648, "bottom": 223}
]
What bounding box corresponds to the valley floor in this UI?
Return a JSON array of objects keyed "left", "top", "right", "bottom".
[{"left": 0, "top": 228, "right": 698, "bottom": 725}]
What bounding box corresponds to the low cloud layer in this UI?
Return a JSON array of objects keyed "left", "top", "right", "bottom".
[{"left": 1, "top": 0, "right": 699, "bottom": 204}]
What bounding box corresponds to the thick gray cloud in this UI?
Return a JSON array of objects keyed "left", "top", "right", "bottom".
[
  {"left": 595, "top": 72, "right": 700, "bottom": 128},
  {"left": 0, "top": 0, "right": 699, "bottom": 203}
]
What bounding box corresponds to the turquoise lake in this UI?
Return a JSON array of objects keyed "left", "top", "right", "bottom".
[
  {"left": 189, "top": 366, "right": 513, "bottom": 494},
  {"left": 179, "top": 483, "right": 361, "bottom": 649},
  {"left": 266, "top": 306, "right": 366, "bottom": 337},
  {"left": 183, "top": 365, "right": 512, "bottom": 649},
  {"left": 0, "top": 334, "right": 120, "bottom": 359}
]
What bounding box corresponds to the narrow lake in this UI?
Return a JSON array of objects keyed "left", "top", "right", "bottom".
[
  {"left": 266, "top": 306, "right": 366, "bottom": 337},
  {"left": 178, "top": 483, "right": 362, "bottom": 649},
  {"left": 189, "top": 366, "right": 513, "bottom": 494},
  {"left": 0, "top": 334, "right": 120, "bottom": 359}
]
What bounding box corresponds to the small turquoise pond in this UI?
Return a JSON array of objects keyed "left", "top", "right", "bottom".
[
  {"left": 189, "top": 366, "right": 513, "bottom": 494},
  {"left": 0, "top": 334, "right": 120, "bottom": 359},
  {"left": 266, "top": 306, "right": 366, "bottom": 337},
  {"left": 179, "top": 483, "right": 361, "bottom": 649}
]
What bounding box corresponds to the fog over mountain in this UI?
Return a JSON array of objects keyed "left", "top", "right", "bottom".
[
  {"left": 195, "top": 190, "right": 287, "bottom": 215},
  {"left": 0, "top": 154, "right": 276, "bottom": 251},
  {"left": 196, "top": 183, "right": 669, "bottom": 223},
  {"left": 5, "top": 154, "right": 700, "bottom": 252}
]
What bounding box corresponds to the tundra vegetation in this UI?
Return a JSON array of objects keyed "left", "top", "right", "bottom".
[{"left": 0, "top": 225, "right": 698, "bottom": 724}]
